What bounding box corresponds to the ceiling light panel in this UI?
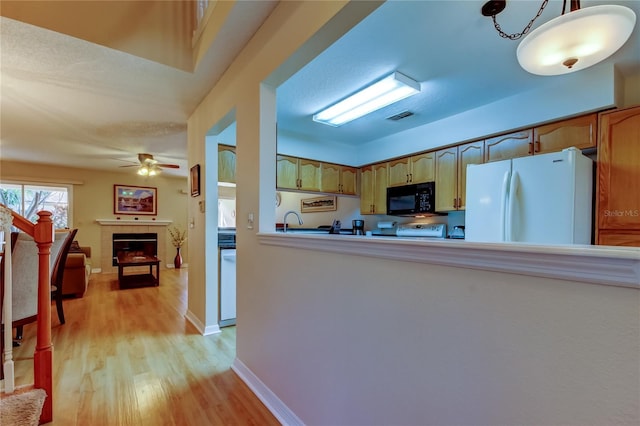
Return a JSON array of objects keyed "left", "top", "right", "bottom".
[{"left": 313, "top": 72, "right": 421, "bottom": 127}]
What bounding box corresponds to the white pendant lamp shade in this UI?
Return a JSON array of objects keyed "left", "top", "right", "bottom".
[{"left": 517, "top": 5, "right": 636, "bottom": 76}]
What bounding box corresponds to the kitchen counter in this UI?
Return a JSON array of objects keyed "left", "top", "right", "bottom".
[{"left": 257, "top": 232, "right": 640, "bottom": 289}]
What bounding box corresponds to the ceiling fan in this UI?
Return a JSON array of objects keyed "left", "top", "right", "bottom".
[{"left": 121, "top": 153, "right": 180, "bottom": 176}]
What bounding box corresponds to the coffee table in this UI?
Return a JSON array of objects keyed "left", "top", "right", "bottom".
[{"left": 116, "top": 253, "right": 160, "bottom": 289}]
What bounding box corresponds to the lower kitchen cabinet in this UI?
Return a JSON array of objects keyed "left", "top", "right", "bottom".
[
  {"left": 360, "top": 163, "right": 388, "bottom": 214},
  {"left": 596, "top": 105, "right": 640, "bottom": 247}
]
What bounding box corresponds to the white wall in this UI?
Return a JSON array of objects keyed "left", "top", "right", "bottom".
[{"left": 189, "top": 2, "right": 640, "bottom": 425}]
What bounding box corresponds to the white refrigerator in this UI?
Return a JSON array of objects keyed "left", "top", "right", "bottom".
[{"left": 465, "top": 147, "right": 593, "bottom": 244}]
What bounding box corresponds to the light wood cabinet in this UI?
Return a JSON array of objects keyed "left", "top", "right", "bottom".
[
  {"left": 276, "top": 155, "right": 321, "bottom": 191},
  {"left": 321, "top": 163, "right": 358, "bottom": 195},
  {"left": 218, "top": 144, "right": 236, "bottom": 184},
  {"left": 457, "top": 141, "right": 484, "bottom": 210},
  {"left": 485, "top": 130, "right": 533, "bottom": 163},
  {"left": 596, "top": 106, "right": 640, "bottom": 247},
  {"left": 435, "top": 141, "right": 484, "bottom": 211},
  {"left": 388, "top": 152, "right": 435, "bottom": 187},
  {"left": 360, "top": 163, "right": 388, "bottom": 214},
  {"left": 533, "top": 113, "right": 597, "bottom": 154}
]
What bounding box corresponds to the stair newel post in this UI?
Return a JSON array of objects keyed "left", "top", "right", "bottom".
[
  {"left": 33, "top": 211, "right": 54, "bottom": 424},
  {"left": 1, "top": 206, "right": 15, "bottom": 392}
]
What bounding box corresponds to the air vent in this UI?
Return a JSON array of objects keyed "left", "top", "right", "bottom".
[{"left": 387, "top": 111, "right": 414, "bottom": 121}]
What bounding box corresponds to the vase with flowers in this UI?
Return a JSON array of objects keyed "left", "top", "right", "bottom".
[{"left": 168, "top": 226, "right": 187, "bottom": 269}]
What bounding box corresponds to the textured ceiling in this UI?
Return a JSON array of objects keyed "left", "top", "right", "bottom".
[
  {"left": 277, "top": 0, "right": 640, "bottom": 147},
  {"left": 1, "top": 1, "right": 638, "bottom": 178},
  {"left": 0, "top": 1, "right": 278, "bottom": 177}
]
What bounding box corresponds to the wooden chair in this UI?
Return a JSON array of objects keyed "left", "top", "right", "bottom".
[{"left": 50, "top": 229, "right": 77, "bottom": 325}]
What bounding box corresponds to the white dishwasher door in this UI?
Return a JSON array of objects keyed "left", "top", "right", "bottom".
[{"left": 219, "top": 249, "right": 236, "bottom": 326}]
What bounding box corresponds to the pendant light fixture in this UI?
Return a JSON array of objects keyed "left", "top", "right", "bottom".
[{"left": 483, "top": 0, "right": 636, "bottom": 76}]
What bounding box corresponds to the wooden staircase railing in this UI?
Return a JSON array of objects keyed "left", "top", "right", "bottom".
[{"left": 1, "top": 206, "right": 54, "bottom": 424}]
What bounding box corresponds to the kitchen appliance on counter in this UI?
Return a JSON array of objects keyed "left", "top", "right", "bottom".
[
  {"left": 465, "top": 147, "right": 592, "bottom": 244},
  {"left": 218, "top": 229, "right": 236, "bottom": 327},
  {"left": 449, "top": 225, "right": 465, "bottom": 239},
  {"left": 396, "top": 222, "right": 447, "bottom": 238},
  {"left": 352, "top": 219, "right": 365, "bottom": 235},
  {"left": 386, "top": 182, "right": 435, "bottom": 216},
  {"left": 371, "top": 221, "right": 397, "bottom": 236}
]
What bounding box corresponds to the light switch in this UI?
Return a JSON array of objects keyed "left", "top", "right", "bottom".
[{"left": 247, "top": 212, "right": 254, "bottom": 229}]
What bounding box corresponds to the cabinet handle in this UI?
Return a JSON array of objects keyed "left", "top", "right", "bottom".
[
  {"left": 528, "top": 142, "right": 534, "bottom": 155},
  {"left": 406, "top": 174, "right": 410, "bottom": 183},
  {"left": 458, "top": 197, "right": 462, "bottom": 209},
  {"left": 535, "top": 140, "right": 541, "bottom": 152},
  {"left": 453, "top": 198, "right": 458, "bottom": 209},
  {"left": 410, "top": 173, "right": 413, "bottom": 182}
]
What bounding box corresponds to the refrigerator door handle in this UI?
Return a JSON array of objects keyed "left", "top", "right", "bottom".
[
  {"left": 506, "top": 171, "right": 520, "bottom": 242},
  {"left": 500, "top": 170, "right": 510, "bottom": 241}
]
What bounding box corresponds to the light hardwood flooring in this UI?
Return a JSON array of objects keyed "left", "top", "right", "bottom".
[{"left": 9, "top": 269, "right": 279, "bottom": 425}]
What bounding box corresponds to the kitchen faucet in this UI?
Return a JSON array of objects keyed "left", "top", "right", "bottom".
[{"left": 283, "top": 210, "right": 303, "bottom": 232}]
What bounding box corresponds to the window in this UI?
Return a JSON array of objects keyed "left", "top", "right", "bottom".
[{"left": 0, "top": 182, "right": 71, "bottom": 229}]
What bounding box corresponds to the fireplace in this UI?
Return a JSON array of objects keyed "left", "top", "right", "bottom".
[{"left": 112, "top": 233, "right": 158, "bottom": 266}]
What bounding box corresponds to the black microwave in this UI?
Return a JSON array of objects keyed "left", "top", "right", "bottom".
[{"left": 386, "top": 182, "right": 435, "bottom": 216}]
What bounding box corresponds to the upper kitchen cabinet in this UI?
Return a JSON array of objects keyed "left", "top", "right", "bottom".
[
  {"left": 360, "top": 163, "right": 388, "bottom": 214},
  {"left": 533, "top": 113, "right": 598, "bottom": 154},
  {"left": 387, "top": 152, "right": 435, "bottom": 187},
  {"left": 218, "top": 144, "right": 236, "bottom": 184},
  {"left": 485, "top": 130, "right": 533, "bottom": 163},
  {"left": 435, "top": 141, "right": 484, "bottom": 211},
  {"left": 596, "top": 105, "right": 640, "bottom": 247},
  {"left": 321, "top": 163, "right": 358, "bottom": 195},
  {"left": 276, "top": 155, "right": 321, "bottom": 192}
]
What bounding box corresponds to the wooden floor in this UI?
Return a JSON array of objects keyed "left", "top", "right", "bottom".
[{"left": 9, "top": 269, "right": 280, "bottom": 425}]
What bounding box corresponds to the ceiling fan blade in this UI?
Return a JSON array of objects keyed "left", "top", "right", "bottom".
[
  {"left": 119, "top": 164, "right": 139, "bottom": 168},
  {"left": 157, "top": 164, "right": 180, "bottom": 169}
]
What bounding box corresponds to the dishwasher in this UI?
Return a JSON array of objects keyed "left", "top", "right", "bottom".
[{"left": 218, "top": 230, "right": 236, "bottom": 327}]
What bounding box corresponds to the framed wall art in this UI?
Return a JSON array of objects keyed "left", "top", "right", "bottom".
[
  {"left": 114, "top": 185, "right": 157, "bottom": 215},
  {"left": 301, "top": 195, "right": 337, "bottom": 213},
  {"left": 190, "top": 164, "right": 201, "bottom": 197}
]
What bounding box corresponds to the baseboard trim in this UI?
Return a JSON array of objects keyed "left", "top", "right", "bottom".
[
  {"left": 232, "top": 358, "right": 303, "bottom": 426},
  {"left": 184, "top": 310, "right": 220, "bottom": 336}
]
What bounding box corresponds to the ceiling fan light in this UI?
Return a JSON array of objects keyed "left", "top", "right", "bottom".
[
  {"left": 517, "top": 5, "right": 636, "bottom": 76},
  {"left": 137, "top": 166, "right": 149, "bottom": 176}
]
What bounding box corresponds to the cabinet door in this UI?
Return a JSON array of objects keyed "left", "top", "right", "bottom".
[
  {"left": 597, "top": 106, "right": 640, "bottom": 230},
  {"left": 410, "top": 152, "right": 435, "bottom": 183},
  {"left": 320, "top": 162, "right": 341, "bottom": 193},
  {"left": 457, "top": 141, "right": 484, "bottom": 210},
  {"left": 340, "top": 166, "right": 358, "bottom": 195},
  {"left": 387, "top": 158, "right": 411, "bottom": 187},
  {"left": 485, "top": 130, "right": 533, "bottom": 162},
  {"left": 597, "top": 231, "right": 640, "bottom": 247},
  {"left": 373, "top": 163, "right": 388, "bottom": 214},
  {"left": 298, "top": 159, "right": 321, "bottom": 192},
  {"left": 276, "top": 155, "right": 298, "bottom": 189},
  {"left": 435, "top": 147, "right": 458, "bottom": 212},
  {"left": 534, "top": 113, "right": 597, "bottom": 154},
  {"left": 360, "top": 166, "right": 375, "bottom": 214},
  {"left": 218, "top": 145, "right": 236, "bottom": 184}
]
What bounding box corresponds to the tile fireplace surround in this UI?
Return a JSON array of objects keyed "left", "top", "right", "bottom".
[{"left": 97, "top": 219, "right": 171, "bottom": 273}]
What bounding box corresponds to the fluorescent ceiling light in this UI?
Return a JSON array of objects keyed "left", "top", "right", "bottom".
[
  {"left": 313, "top": 72, "right": 420, "bottom": 127},
  {"left": 517, "top": 5, "right": 636, "bottom": 76}
]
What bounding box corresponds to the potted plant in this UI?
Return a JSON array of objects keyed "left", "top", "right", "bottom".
[{"left": 168, "top": 226, "right": 187, "bottom": 268}]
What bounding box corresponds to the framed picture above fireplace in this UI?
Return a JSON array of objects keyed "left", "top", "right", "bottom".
[{"left": 114, "top": 184, "right": 157, "bottom": 215}]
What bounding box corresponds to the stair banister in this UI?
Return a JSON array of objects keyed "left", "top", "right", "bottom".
[{"left": 0, "top": 205, "right": 55, "bottom": 424}]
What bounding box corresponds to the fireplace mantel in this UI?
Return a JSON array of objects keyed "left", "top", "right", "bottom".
[{"left": 96, "top": 219, "right": 172, "bottom": 226}]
